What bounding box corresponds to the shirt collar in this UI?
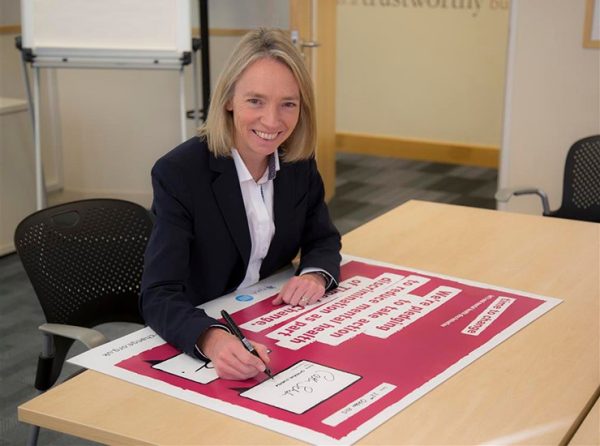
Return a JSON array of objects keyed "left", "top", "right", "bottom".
[{"left": 231, "top": 149, "right": 280, "bottom": 184}]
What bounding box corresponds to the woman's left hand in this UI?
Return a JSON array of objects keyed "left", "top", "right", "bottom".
[{"left": 272, "top": 273, "right": 326, "bottom": 307}]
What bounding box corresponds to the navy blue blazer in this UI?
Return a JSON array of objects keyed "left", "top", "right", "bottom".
[{"left": 140, "top": 137, "right": 341, "bottom": 356}]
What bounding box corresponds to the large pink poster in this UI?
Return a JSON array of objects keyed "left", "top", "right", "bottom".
[{"left": 71, "top": 257, "right": 560, "bottom": 444}]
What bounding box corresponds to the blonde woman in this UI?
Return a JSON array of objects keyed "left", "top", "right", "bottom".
[{"left": 140, "top": 29, "right": 341, "bottom": 381}]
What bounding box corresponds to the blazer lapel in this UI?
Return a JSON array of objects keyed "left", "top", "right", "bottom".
[{"left": 209, "top": 154, "right": 251, "bottom": 268}]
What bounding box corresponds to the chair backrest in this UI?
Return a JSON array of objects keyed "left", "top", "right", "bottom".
[
  {"left": 552, "top": 135, "right": 600, "bottom": 223},
  {"left": 14, "top": 199, "right": 153, "bottom": 388},
  {"left": 15, "top": 198, "right": 152, "bottom": 327}
]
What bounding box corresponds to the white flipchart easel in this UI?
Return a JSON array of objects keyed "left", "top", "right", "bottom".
[{"left": 20, "top": 0, "right": 194, "bottom": 209}]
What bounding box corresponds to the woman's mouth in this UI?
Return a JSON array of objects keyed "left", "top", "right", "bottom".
[{"left": 254, "top": 130, "right": 279, "bottom": 141}]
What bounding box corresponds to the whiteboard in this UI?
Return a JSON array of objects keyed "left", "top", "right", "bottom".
[{"left": 21, "top": 0, "right": 191, "bottom": 59}]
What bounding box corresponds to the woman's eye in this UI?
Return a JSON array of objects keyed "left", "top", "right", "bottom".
[
  {"left": 284, "top": 102, "right": 298, "bottom": 108},
  {"left": 247, "top": 98, "right": 261, "bottom": 105}
]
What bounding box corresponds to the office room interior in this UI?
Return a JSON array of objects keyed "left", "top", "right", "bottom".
[{"left": 1, "top": 0, "right": 599, "bottom": 445}]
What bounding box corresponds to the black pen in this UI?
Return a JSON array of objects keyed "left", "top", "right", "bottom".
[{"left": 220, "top": 310, "right": 274, "bottom": 379}]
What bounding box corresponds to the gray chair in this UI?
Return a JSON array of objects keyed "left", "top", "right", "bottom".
[
  {"left": 14, "top": 199, "right": 153, "bottom": 445},
  {"left": 496, "top": 135, "right": 600, "bottom": 223}
]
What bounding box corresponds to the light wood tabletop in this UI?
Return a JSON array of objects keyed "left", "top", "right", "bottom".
[{"left": 19, "top": 201, "right": 600, "bottom": 445}]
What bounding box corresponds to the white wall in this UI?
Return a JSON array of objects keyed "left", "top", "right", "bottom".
[
  {"left": 0, "top": 2, "right": 36, "bottom": 253},
  {"left": 499, "top": 0, "right": 600, "bottom": 215},
  {"left": 336, "top": 1, "right": 510, "bottom": 147},
  {"left": 0, "top": 99, "right": 35, "bottom": 255}
]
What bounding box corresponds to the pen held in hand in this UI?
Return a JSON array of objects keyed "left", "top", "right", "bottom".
[{"left": 220, "top": 310, "right": 274, "bottom": 379}]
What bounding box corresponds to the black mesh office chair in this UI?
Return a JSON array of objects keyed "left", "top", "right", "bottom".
[
  {"left": 14, "top": 199, "right": 153, "bottom": 446},
  {"left": 496, "top": 135, "right": 600, "bottom": 223}
]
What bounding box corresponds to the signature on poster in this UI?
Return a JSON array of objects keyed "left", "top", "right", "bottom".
[
  {"left": 241, "top": 360, "right": 361, "bottom": 414},
  {"left": 279, "top": 369, "right": 336, "bottom": 397}
]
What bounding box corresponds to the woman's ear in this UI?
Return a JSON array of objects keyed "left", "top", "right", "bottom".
[{"left": 225, "top": 100, "right": 233, "bottom": 112}]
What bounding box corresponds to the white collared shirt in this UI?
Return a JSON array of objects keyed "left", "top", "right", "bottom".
[{"left": 231, "top": 149, "right": 280, "bottom": 290}]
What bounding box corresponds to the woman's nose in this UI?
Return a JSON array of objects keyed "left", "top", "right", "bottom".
[{"left": 260, "top": 105, "right": 280, "bottom": 128}]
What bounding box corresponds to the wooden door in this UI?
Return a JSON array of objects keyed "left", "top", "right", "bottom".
[{"left": 289, "top": 0, "right": 337, "bottom": 201}]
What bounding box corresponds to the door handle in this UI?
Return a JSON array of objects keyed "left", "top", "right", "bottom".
[
  {"left": 291, "top": 30, "right": 320, "bottom": 49},
  {"left": 300, "top": 41, "right": 320, "bottom": 48}
]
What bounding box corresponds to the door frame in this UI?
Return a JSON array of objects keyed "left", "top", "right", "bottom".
[{"left": 290, "top": 0, "right": 337, "bottom": 201}]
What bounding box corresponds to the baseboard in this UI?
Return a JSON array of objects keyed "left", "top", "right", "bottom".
[
  {"left": 336, "top": 132, "right": 500, "bottom": 168},
  {"left": 0, "top": 242, "right": 15, "bottom": 257},
  {"left": 0, "top": 25, "right": 20, "bottom": 35}
]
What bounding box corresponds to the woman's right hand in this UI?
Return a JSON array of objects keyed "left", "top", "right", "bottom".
[{"left": 197, "top": 328, "right": 270, "bottom": 380}]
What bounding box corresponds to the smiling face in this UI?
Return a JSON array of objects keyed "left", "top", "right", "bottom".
[{"left": 227, "top": 57, "right": 301, "bottom": 170}]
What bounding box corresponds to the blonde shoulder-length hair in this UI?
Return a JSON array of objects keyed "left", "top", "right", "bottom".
[{"left": 198, "top": 28, "right": 316, "bottom": 162}]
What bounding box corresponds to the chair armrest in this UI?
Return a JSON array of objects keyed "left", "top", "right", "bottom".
[
  {"left": 495, "top": 187, "right": 551, "bottom": 215},
  {"left": 38, "top": 323, "right": 109, "bottom": 349}
]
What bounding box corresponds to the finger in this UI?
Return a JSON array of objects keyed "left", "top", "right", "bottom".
[
  {"left": 214, "top": 362, "right": 253, "bottom": 380},
  {"left": 209, "top": 334, "right": 265, "bottom": 379},
  {"left": 215, "top": 351, "right": 263, "bottom": 380},
  {"left": 272, "top": 278, "right": 295, "bottom": 305},
  {"left": 302, "top": 290, "right": 321, "bottom": 306},
  {"left": 290, "top": 285, "right": 308, "bottom": 306},
  {"left": 231, "top": 343, "right": 266, "bottom": 371},
  {"left": 307, "top": 283, "right": 326, "bottom": 304},
  {"left": 274, "top": 275, "right": 324, "bottom": 306},
  {"left": 294, "top": 277, "right": 324, "bottom": 306},
  {"left": 213, "top": 355, "right": 253, "bottom": 380},
  {"left": 272, "top": 286, "right": 287, "bottom": 305},
  {"left": 295, "top": 282, "right": 318, "bottom": 306},
  {"left": 218, "top": 365, "right": 258, "bottom": 380},
  {"left": 274, "top": 277, "right": 300, "bottom": 305},
  {"left": 251, "top": 341, "right": 271, "bottom": 365}
]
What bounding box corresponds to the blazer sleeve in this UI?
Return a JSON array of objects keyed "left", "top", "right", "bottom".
[
  {"left": 139, "top": 157, "right": 221, "bottom": 357},
  {"left": 297, "top": 158, "right": 342, "bottom": 289}
]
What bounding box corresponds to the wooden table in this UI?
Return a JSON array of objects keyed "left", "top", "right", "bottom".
[{"left": 19, "top": 201, "right": 600, "bottom": 445}]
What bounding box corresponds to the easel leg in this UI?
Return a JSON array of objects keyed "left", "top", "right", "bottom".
[
  {"left": 179, "top": 67, "right": 186, "bottom": 142},
  {"left": 33, "top": 66, "right": 46, "bottom": 210}
]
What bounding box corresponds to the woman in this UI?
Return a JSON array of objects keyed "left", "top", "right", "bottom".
[{"left": 140, "top": 29, "right": 341, "bottom": 381}]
